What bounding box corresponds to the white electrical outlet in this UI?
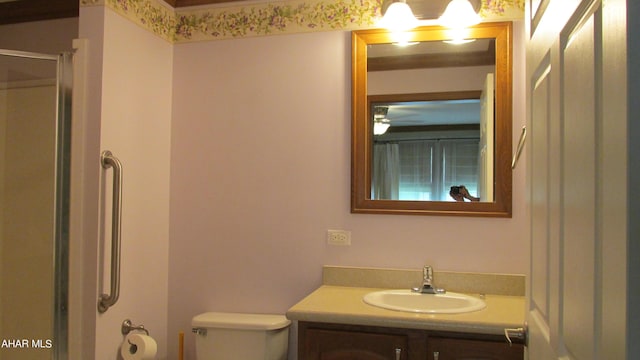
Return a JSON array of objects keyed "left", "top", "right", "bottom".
[{"left": 327, "top": 230, "right": 351, "bottom": 246}]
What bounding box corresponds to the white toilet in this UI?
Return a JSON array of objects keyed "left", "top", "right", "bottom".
[{"left": 191, "top": 312, "right": 291, "bottom": 359}]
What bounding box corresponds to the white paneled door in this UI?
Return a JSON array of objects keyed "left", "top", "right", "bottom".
[{"left": 526, "top": 0, "right": 628, "bottom": 359}]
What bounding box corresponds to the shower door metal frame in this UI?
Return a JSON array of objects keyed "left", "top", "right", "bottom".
[{"left": 0, "top": 48, "right": 73, "bottom": 360}]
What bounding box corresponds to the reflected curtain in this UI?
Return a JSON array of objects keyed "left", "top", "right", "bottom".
[
  {"left": 441, "top": 139, "right": 480, "bottom": 200},
  {"left": 398, "top": 140, "right": 435, "bottom": 200},
  {"left": 372, "top": 143, "right": 399, "bottom": 200}
]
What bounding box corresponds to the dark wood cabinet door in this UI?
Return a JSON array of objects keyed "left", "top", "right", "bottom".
[
  {"left": 304, "top": 328, "right": 408, "bottom": 360},
  {"left": 427, "top": 337, "right": 524, "bottom": 360}
]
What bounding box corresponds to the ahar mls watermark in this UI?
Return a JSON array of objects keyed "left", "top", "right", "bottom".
[{"left": 1, "top": 339, "right": 53, "bottom": 349}]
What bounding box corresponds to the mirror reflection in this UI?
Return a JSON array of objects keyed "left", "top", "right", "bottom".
[
  {"left": 351, "top": 23, "right": 512, "bottom": 216},
  {"left": 368, "top": 38, "right": 495, "bottom": 202}
]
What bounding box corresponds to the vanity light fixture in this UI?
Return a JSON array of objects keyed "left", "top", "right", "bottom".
[
  {"left": 438, "top": 0, "right": 481, "bottom": 29},
  {"left": 377, "top": 0, "right": 419, "bottom": 32}
]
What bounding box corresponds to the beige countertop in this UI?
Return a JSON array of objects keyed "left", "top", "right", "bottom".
[{"left": 286, "top": 285, "right": 526, "bottom": 335}]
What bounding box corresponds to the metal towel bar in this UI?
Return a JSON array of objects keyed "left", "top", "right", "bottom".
[
  {"left": 512, "top": 126, "right": 527, "bottom": 169},
  {"left": 98, "top": 150, "right": 123, "bottom": 313}
]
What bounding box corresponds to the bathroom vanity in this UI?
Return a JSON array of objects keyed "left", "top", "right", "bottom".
[
  {"left": 287, "top": 266, "right": 526, "bottom": 360},
  {"left": 298, "top": 321, "right": 523, "bottom": 359}
]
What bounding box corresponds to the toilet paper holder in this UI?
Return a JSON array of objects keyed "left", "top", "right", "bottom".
[{"left": 122, "top": 319, "right": 150, "bottom": 336}]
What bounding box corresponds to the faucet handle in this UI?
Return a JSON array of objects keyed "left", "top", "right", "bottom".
[
  {"left": 412, "top": 265, "right": 445, "bottom": 294},
  {"left": 423, "top": 265, "right": 433, "bottom": 283}
]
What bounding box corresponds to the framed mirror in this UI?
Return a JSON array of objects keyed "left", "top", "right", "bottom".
[{"left": 351, "top": 22, "right": 512, "bottom": 217}]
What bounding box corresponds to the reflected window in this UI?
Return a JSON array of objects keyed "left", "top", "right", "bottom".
[{"left": 373, "top": 138, "right": 479, "bottom": 201}]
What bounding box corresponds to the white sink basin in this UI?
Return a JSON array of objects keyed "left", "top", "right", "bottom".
[{"left": 363, "top": 290, "right": 486, "bottom": 314}]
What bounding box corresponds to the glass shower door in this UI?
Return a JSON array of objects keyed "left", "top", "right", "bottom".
[{"left": 0, "top": 49, "right": 71, "bottom": 360}]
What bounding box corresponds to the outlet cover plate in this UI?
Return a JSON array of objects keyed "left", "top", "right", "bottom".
[{"left": 327, "top": 230, "right": 351, "bottom": 246}]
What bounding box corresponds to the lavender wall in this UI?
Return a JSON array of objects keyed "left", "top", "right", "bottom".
[
  {"left": 169, "top": 23, "right": 527, "bottom": 359},
  {"left": 79, "top": 6, "right": 173, "bottom": 359}
]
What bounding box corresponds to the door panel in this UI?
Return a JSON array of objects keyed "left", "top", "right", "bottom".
[
  {"left": 561, "top": 9, "right": 599, "bottom": 359},
  {"left": 526, "top": 0, "right": 628, "bottom": 359},
  {"left": 530, "top": 57, "right": 550, "bottom": 326},
  {"left": 528, "top": 46, "right": 559, "bottom": 360}
]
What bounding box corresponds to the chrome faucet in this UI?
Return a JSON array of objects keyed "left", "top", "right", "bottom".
[{"left": 412, "top": 265, "right": 446, "bottom": 294}]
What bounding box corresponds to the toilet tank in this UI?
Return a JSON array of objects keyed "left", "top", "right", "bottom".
[{"left": 191, "top": 312, "right": 291, "bottom": 360}]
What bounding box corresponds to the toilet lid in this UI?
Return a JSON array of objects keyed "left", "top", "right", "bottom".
[{"left": 191, "top": 312, "right": 291, "bottom": 330}]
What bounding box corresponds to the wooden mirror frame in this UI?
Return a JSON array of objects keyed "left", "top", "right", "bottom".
[{"left": 351, "top": 22, "right": 512, "bottom": 217}]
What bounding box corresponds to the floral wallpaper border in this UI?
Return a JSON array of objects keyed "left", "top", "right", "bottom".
[{"left": 81, "top": 0, "right": 524, "bottom": 43}]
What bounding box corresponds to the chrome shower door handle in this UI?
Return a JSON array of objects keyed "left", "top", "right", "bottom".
[{"left": 98, "top": 150, "right": 123, "bottom": 313}]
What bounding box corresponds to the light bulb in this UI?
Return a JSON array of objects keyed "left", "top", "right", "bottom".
[
  {"left": 439, "top": 0, "right": 481, "bottom": 29},
  {"left": 378, "top": 1, "right": 419, "bottom": 32}
]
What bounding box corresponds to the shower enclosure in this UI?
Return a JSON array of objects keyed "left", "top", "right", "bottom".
[{"left": 0, "top": 49, "right": 72, "bottom": 359}]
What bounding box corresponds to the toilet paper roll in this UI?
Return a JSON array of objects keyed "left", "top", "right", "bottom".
[{"left": 120, "top": 333, "right": 157, "bottom": 360}]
